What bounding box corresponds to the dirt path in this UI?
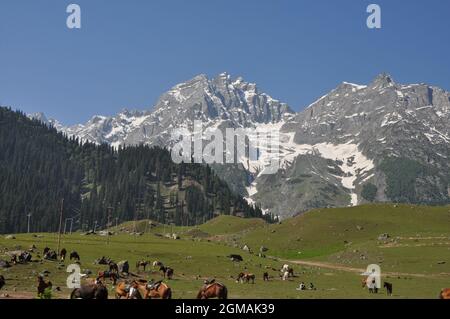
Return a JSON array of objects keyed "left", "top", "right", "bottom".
[{"left": 285, "top": 259, "right": 450, "bottom": 279}]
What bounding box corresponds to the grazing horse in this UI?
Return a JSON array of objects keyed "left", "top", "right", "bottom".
[
  {"left": 70, "top": 251, "right": 80, "bottom": 261},
  {"left": 362, "top": 277, "right": 378, "bottom": 293},
  {"left": 43, "top": 247, "right": 50, "bottom": 255},
  {"left": 228, "top": 254, "right": 243, "bottom": 262},
  {"left": 160, "top": 266, "right": 174, "bottom": 279},
  {"left": 60, "top": 248, "right": 67, "bottom": 261},
  {"left": 263, "top": 272, "right": 269, "bottom": 281},
  {"left": 0, "top": 275, "right": 5, "bottom": 290},
  {"left": 384, "top": 282, "right": 393, "bottom": 296},
  {"left": 97, "top": 270, "right": 118, "bottom": 285},
  {"left": 136, "top": 260, "right": 149, "bottom": 272},
  {"left": 153, "top": 261, "right": 164, "bottom": 268},
  {"left": 197, "top": 282, "right": 228, "bottom": 299},
  {"left": 44, "top": 250, "right": 57, "bottom": 260},
  {"left": 236, "top": 272, "right": 255, "bottom": 284},
  {"left": 361, "top": 277, "right": 367, "bottom": 288},
  {"left": 440, "top": 288, "right": 450, "bottom": 299},
  {"left": 70, "top": 279, "right": 108, "bottom": 299},
  {"left": 37, "top": 276, "right": 52, "bottom": 297}
]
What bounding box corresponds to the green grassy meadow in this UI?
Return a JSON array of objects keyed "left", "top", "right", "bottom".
[{"left": 0, "top": 204, "right": 449, "bottom": 299}]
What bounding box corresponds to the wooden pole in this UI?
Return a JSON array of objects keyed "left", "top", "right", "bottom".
[
  {"left": 56, "top": 199, "right": 64, "bottom": 254},
  {"left": 106, "top": 207, "right": 112, "bottom": 245},
  {"left": 27, "top": 213, "right": 31, "bottom": 233},
  {"left": 69, "top": 218, "right": 74, "bottom": 234}
]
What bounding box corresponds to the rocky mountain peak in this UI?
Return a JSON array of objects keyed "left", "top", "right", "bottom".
[{"left": 370, "top": 73, "right": 395, "bottom": 89}]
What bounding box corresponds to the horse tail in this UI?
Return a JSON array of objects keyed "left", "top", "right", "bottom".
[
  {"left": 196, "top": 288, "right": 204, "bottom": 299},
  {"left": 166, "top": 288, "right": 172, "bottom": 299},
  {"left": 221, "top": 285, "right": 228, "bottom": 299}
]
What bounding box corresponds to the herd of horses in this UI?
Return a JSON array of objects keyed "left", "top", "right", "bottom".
[
  {"left": 69, "top": 276, "right": 226, "bottom": 300},
  {"left": 1, "top": 245, "right": 450, "bottom": 299},
  {"left": 40, "top": 246, "right": 226, "bottom": 299}
]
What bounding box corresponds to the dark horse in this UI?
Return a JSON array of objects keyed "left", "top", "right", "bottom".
[
  {"left": 98, "top": 270, "right": 119, "bottom": 285},
  {"left": 37, "top": 276, "right": 52, "bottom": 297},
  {"left": 60, "top": 248, "right": 67, "bottom": 261},
  {"left": 70, "top": 251, "right": 80, "bottom": 261},
  {"left": 384, "top": 282, "right": 393, "bottom": 296},
  {"left": 160, "top": 266, "right": 174, "bottom": 279},
  {"left": 70, "top": 279, "right": 108, "bottom": 299},
  {"left": 136, "top": 260, "right": 149, "bottom": 272},
  {"left": 0, "top": 275, "right": 5, "bottom": 290},
  {"left": 43, "top": 247, "right": 50, "bottom": 255},
  {"left": 109, "top": 261, "right": 119, "bottom": 274}
]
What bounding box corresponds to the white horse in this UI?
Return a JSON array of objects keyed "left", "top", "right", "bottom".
[
  {"left": 282, "top": 271, "right": 290, "bottom": 281},
  {"left": 153, "top": 261, "right": 164, "bottom": 268}
]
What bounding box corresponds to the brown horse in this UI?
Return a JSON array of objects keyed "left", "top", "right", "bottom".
[
  {"left": 440, "top": 288, "right": 450, "bottom": 299},
  {"left": 145, "top": 281, "right": 172, "bottom": 299},
  {"left": 115, "top": 281, "right": 130, "bottom": 299},
  {"left": 197, "top": 282, "right": 228, "bottom": 299},
  {"left": 361, "top": 277, "right": 367, "bottom": 288},
  {"left": 129, "top": 280, "right": 172, "bottom": 299},
  {"left": 37, "top": 276, "right": 52, "bottom": 297},
  {"left": 71, "top": 279, "right": 108, "bottom": 299},
  {"left": 236, "top": 272, "right": 255, "bottom": 284}
]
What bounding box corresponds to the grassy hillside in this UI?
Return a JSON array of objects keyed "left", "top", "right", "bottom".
[{"left": 1, "top": 204, "right": 449, "bottom": 299}]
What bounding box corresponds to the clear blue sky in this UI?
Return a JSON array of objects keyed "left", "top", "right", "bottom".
[{"left": 1, "top": 0, "right": 449, "bottom": 125}]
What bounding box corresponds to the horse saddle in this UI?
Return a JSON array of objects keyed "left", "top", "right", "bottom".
[
  {"left": 147, "top": 280, "right": 162, "bottom": 291},
  {"left": 205, "top": 281, "right": 222, "bottom": 290}
]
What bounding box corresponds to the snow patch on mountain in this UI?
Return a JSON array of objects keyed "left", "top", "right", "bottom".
[{"left": 244, "top": 121, "right": 375, "bottom": 206}]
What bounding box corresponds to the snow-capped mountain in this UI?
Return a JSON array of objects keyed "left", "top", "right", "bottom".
[
  {"left": 32, "top": 73, "right": 450, "bottom": 218},
  {"left": 28, "top": 112, "right": 64, "bottom": 130},
  {"left": 251, "top": 74, "right": 450, "bottom": 217},
  {"left": 60, "top": 73, "right": 294, "bottom": 149}
]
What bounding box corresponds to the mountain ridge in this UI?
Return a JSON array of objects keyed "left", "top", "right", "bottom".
[{"left": 30, "top": 72, "right": 450, "bottom": 218}]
